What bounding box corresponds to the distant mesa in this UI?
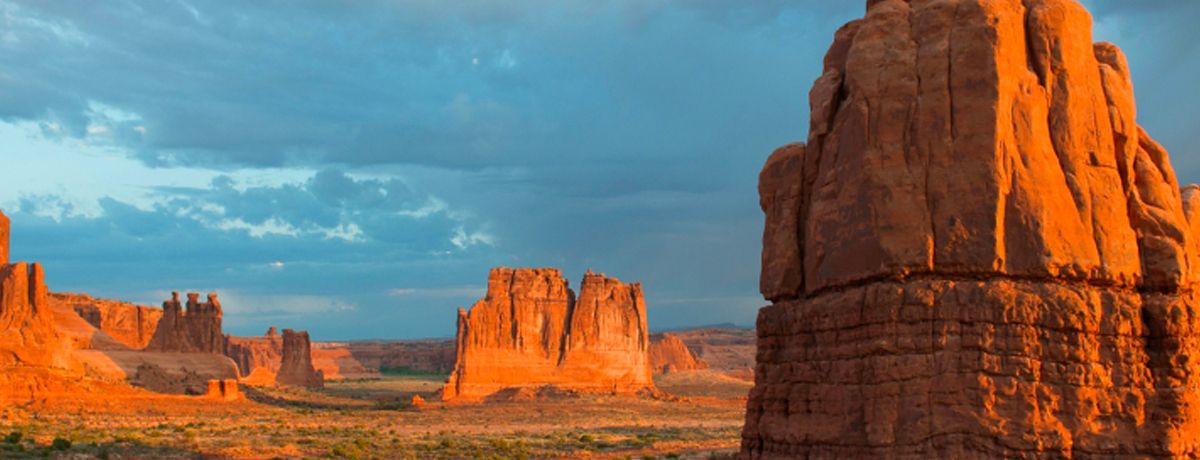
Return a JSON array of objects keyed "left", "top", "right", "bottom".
[
  {"left": 442, "top": 267, "right": 655, "bottom": 400},
  {"left": 744, "top": 0, "right": 1200, "bottom": 457},
  {"left": 648, "top": 333, "right": 707, "bottom": 374}
]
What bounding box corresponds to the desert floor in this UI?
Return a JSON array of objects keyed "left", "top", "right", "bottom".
[{"left": 0, "top": 370, "right": 751, "bottom": 459}]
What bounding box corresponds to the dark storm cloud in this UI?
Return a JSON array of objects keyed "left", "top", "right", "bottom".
[{"left": 2, "top": 0, "right": 1195, "bottom": 338}]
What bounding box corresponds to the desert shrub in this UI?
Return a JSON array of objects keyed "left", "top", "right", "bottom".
[
  {"left": 3, "top": 431, "right": 20, "bottom": 444},
  {"left": 50, "top": 437, "right": 71, "bottom": 450}
]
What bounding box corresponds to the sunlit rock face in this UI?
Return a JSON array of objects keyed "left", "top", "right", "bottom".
[
  {"left": 443, "top": 268, "right": 654, "bottom": 400},
  {"left": 0, "top": 210, "right": 70, "bottom": 369},
  {"left": 744, "top": 0, "right": 1200, "bottom": 457},
  {"left": 648, "top": 333, "right": 707, "bottom": 374},
  {"left": 145, "top": 292, "right": 226, "bottom": 354},
  {"left": 51, "top": 293, "right": 163, "bottom": 350}
]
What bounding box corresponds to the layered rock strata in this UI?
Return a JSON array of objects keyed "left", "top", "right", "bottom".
[
  {"left": 648, "top": 333, "right": 707, "bottom": 374},
  {"left": 51, "top": 293, "right": 162, "bottom": 350},
  {"left": 276, "top": 329, "right": 324, "bottom": 387},
  {"left": 145, "top": 292, "right": 225, "bottom": 354},
  {"left": 0, "top": 210, "right": 69, "bottom": 368},
  {"left": 443, "top": 268, "right": 653, "bottom": 400},
  {"left": 224, "top": 326, "right": 283, "bottom": 378},
  {"left": 744, "top": 0, "right": 1200, "bottom": 457}
]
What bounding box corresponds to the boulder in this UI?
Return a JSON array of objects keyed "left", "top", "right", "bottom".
[
  {"left": 442, "top": 268, "right": 654, "bottom": 400},
  {"left": 743, "top": 0, "right": 1200, "bottom": 457}
]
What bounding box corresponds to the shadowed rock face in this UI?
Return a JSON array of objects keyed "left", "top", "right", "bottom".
[
  {"left": 145, "top": 292, "right": 226, "bottom": 354},
  {"left": 224, "top": 327, "right": 283, "bottom": 378},
  {"left": 648, "top": 333, "right": 707, "bottom": 374},
  {"left": 744, "top": 0, "right": 1200, "bottom": 458},
  {"left": 443, "top": 268, "right": 654, "bottom": 400},
  {"left": 276, "top": 329, "right": 324, "bottom": 388}
]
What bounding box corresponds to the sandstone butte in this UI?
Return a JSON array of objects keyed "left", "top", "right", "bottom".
[
  {"left": 0, "top": 210, "right": 70, "bottom": 370},
  {"left": 442, "top": 268, "right": 654, "bottom": 400},
  {"left": 51, "top": 292, "right": 163, "bottom": 350},
  {"left": 275, "top": 328, "right": 324, "bottom": 388},
  {"left": 146, "top": 291, "right": 226, "bottom": 354},
  {"left": 745, "top": 0, "right": 1200, "bottom": 458},
  {"left": 648, "top": 333, "right": 707, "bottom": 374}
]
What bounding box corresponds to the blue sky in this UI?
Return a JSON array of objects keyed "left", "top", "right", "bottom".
[{"left": 0, "top": 1, "right": 1196, "bottom": 339}]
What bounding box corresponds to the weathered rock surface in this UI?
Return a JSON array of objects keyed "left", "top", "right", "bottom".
[
  {"left": 276, "top": 329, "right": 324, "bottom": 387},
  {"left": 648, "top": 333, "right": 707, "bottom": 374},
  {"left": 744, "top": 1, "right": 1200, "bottom": 457},
  {"left": 0, "top": 211, "right": 69, "bottom": 369},
  {"left": 443, "top": 268, "right": 654, "bottom": 400},
  {"left": 146, "top": 292, "right": 225, "bottom": 354},
  {"left": 50, "top": 293, "right": 162, "bottom": 350},
  {"left": 224, "top": 327, "right": 283, "bottom": 379}
]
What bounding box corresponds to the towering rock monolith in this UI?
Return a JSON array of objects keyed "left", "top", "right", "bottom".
[
  {"left": 443, "top": 268, "right": 654, "bottom": 400},
  {"left": 224, "top": 326, "right": 283, "bottom": 379},
  {"left": 145, "top": 292, "right": 226, "bottom": 354},
  {"left": 0, "top": 210, "right": 71, "bottom": 370},
  {"left": 743, "top": 1, "right": 1200, "bottom": 458},
  {"left": 275, "top": 329, "right": 323, "bottom": 388}
]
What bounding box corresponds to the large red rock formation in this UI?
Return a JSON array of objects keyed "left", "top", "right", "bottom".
[
  {"left": 648, "top": 333, "right": 707, "bottom": 374},
  {"left": 145, "top": 292, "right": 226, "bottom": 354},
  {"left": 443, "top": 268, "right": 653, "bottom": 400},
  {"left": 0, "top": 262, "right": 68, "bottom": 368},
  {"left": 50, "top": 293, "right": 162, "bottom": 350},
  {"left": 0, "top": 210, "right": 8, "bottom": 265},
  {"left": 744, "top": 1, "right": 1200, "bottom": 457},
  {"left": 275, "top": 329, "right": 323, "bottom": 388}
]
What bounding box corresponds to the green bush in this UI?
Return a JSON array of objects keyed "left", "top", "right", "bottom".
[
  {"left": 50, "top": 437, "right": 71, "bottom": 451},
  {"left": 3, "top": 432, "right": 20, "bottom": 444}
]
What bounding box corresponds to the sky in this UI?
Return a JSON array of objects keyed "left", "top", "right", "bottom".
[{"left": 0, "top": 1, "right": 1196, "bottom": 340}]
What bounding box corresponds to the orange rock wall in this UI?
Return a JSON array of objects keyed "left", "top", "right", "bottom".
[
  {"left": 744, "top": 0, "right": 1200, "bottom": 457},
  {"left": 224, "top": 328, "right": 282, "bottom": 378},
  {"left": 443, "top": 268, "right": 653, "bottom": 399},
  {"left": 51, "top": 293, "right": 162, "bottom": 350}
]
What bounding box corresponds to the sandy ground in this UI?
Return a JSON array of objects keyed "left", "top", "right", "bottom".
[{"left": 0, "top": 369, "right": 752, "bottom": 459}]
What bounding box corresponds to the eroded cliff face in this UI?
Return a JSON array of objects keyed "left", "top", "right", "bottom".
[
  {"left": 744, "top": 0, "right": 1200, "bottom": 458},
  {"left": 648, "top": 333, "right": 707, "bottom": 374},
  {"left": 224, "top": 327, "right": 283, "bottom": 379},
  {"left": 276, "top": 329, "right": 324, "bottom": 388},
  {"left": 145, "top": 292, "right": 226, "bottom": 354},
  {"left": 0, "top": 210, "right": 69, "bottom": 369},
  {"left": 50, "top": 293, "right": 163, "bottom": 350},
  {"left": 443, "top": 268, "right": 654, "bottom": 400}
]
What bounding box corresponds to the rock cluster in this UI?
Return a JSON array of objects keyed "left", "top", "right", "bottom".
[
  {"left": 145, "top": 292, "right": 226, "bottom": 354},
  {"left": 648, "top": 333, "right": 707, "bottom": 374},
  {"left": 52, "top": 293, "right": 163, "bottom": 350},
  {"left": 0, "top": 210, "right": 68, "bottom": 368},
  {"left": 275, "top": 329, "right": 324, "bottom": 387},
  {"left": 744, "top": 0, "right": 1200, "bottom": 458},
  {"left": 443, "top": 268, "right": 654, "bottom": 400}
]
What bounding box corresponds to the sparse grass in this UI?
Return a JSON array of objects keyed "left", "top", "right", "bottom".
[{"left": 1, "top": 372, "right": 744, "bottom": 459}]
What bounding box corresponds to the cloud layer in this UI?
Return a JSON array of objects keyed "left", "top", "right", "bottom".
[{"left": 0, "top": 0, "right": 1196, "bottom": 339}]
